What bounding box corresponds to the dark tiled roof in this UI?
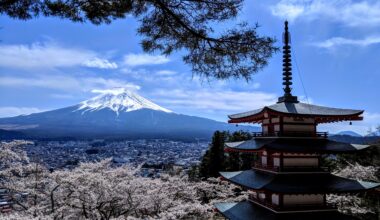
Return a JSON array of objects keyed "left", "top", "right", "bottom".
[
  {"left": 214, "top": 201, "right": 357, "bottom": 220},
  {"left": 220, "top": 170, "right": 380, "bottom": 193},
  {"left": 229, "top": 102, "right": 363, "bottom": 119},
  {"left": 225, "top": 138, "right": 370, "bottom": 153}
]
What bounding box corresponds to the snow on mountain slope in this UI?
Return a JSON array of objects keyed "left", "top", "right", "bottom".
[
  {"left": 336, "top": 131, "right": 362, "bottom": 137},
  {"left": 77, "top": 88, "right": 172, "bottom": 114}
]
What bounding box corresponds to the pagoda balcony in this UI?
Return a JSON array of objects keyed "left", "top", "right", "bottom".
[
  {"left": 253, "top": 162, "right": 330, "bottom": 173},
  {"left": 248, "top": 195, "right": 337, "bottom": 213},
  {"left": 252, "top": 131, "right": 328, "bottom": 138}
]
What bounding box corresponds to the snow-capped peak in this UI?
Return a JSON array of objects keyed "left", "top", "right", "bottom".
[{"left": 77, "top": 88, "right": 172, "bottom": 114}]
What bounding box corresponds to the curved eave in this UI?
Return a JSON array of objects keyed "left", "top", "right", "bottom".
[
  {"left": 214, "top": 201, "right": 356, "bottom": 220},
  {"left": 228, "top": 107, "right": 364, "bottom": 124},
  {"left": 228, "top": 107, "right": 267, "bottom": 124},
  {"left": 224, "top": 139, "right": 371, "bottom": 154},
  {"left": 220, "top": 170, "right": 380, "bottom": 194},
  {"left": 214, "top": 201, "right": 276, "bottom": 220}
]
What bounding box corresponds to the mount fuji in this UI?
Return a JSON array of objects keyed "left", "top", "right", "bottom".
[
  {"left": 0, "top": 88, "right": 258, "bottom": 140},
  {"left": 78, "top": 88, "right": 172, "bottom": 114}
]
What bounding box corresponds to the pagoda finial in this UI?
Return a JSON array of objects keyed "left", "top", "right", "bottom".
[{"left": 278, "top": 20, "right": 299, "bottom": 103}]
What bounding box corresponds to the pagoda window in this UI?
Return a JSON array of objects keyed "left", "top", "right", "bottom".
[
  {"left": 273, "top": 157, "right": 280, "bottom": 167},
  {"left": 250, "top": 191, "right": 258, "bottom": 199},
  {"left": 261, "top": 155, "right": 268, "bottom": 167},
  {"left": 274, "top": 124, "right": 280, "bottom": 132},
  {"left": 271, "top": 194, "right": 280, "bottom": 206},
  {"left": 261, "top": 151, "right": 268, "bottom": 167},
  {"left": 258, "top": 192, "right": 266, "bottom": 201},
  {"left": 262, "top": 125, "right": 268, "bottom": 134},
  {"left": 272, "top": 152, "right": 281, "bottom": 168}
]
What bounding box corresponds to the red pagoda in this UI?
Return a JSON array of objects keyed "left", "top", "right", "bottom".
[{"left": 214, "top": 21, "right": 380, "bottom": 220}]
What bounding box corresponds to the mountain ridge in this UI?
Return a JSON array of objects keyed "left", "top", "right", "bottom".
[
  {"left": 0, "top": 89, "right": 259, "bottom": 140},
  {"left": 335, "top": 131, "right": 362, "bottom": 137}
]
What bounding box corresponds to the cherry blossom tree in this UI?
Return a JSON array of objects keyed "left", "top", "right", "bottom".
[
  {"left": 0, "top": 141, "right": 246, "bottom": 219},
  {"left": 0, "top": 140, "right": 49, "bottom": 213},
  {"left": 327, "top": 162, "right": 379, "bottom": 216}
]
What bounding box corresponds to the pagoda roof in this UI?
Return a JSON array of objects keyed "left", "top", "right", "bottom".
[
  {"left": 220, "top": 170, "right": 380, "bottom": 194},
  {"left": 228, "top": 102, "right": 363, "bottom": 123},
  {"left": 214, "top": 201, "right": 356, "bottom": 220},
  {"left": 225, "top": 138, "right": 370, "bottom": 153}
]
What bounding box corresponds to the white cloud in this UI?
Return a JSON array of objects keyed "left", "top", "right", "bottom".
[
  {"left": 123, "top": 54, "right": 170, "bottom": 66},
  {"left": 82, "top": 58, "right": 117, "bottom": 69},
  {"left": 271, "top": 0, "right": 380, "bottom": 26},
  {"left": 252, "top": 83, "right": 261, "bottom": 89},
  {"left": 0, "top": 107, "right": 44, "bottom": 118},
  {"left": 0, "top": 75, "right": 140, "bottom": 93},
  {"left": 152, "top": 89, "right": 277, "bottom": 113},
  {"left": 313, "top": 36, "right": 380, "bottom": 48},
  {"left": 0, "top": 75, "right": 80, "bottom": 91},
  {"left": 0, "top": 42, "right": 117, "bottom": 69},
  {"left": 271, "top": 0, "right": 305, "bottom": 22},
  {"left": 50, "top": 93, "right": 77, "bottom": 99},
  {"left": 83, "top": 77, "right": 140, "bottom": 91},
  {"left": 156, "top": 70, "right": 177, "bottom": 75},
  {"left": 91, "top": 86, "right": 141, "bottom": 95}
]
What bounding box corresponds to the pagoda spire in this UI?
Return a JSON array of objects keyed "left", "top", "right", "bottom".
[{"left": 278, "top": 21, "right": 298, "bottom": 103}]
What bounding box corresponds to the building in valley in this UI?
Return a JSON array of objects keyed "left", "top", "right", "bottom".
[{"left": 214, "top": 21, "right": 380, "bottom": 220}]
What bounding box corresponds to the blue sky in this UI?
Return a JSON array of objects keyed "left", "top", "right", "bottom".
[{"left": 0, "top": 0, "right": 379, "bottom": 135}]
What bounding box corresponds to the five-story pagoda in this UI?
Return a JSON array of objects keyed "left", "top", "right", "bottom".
[{"left": 214, "top": 21, "right": 380, "bottom": 220}]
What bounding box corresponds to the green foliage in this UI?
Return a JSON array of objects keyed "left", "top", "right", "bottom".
[
  {"left": 198, "top": 131, "right": 228, "bottom": 178},
  {"left": 197, "top": 130, "right": 254, "bottom": 178},
  {"left": 0, "top": 0, "right": 277, "bottom": 80},
  {"left": 229, "top": 130, "right": 253, "bottom": 142}
]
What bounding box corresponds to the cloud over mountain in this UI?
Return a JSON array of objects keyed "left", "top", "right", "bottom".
[{"left": 0, "top": 42, "right": 117, "bottom": 69}]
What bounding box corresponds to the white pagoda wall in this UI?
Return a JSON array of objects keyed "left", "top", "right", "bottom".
[
  {"left": 283, "top": 194, "right": 324, "bottom": 206},
  {"left": 262, "top": 117, "right": 317, "bottom": 135},
  {"left": 283, "top": 117, "right": 315, "bottom": 133},
  {"left": 283, "top": 158, "right": 319, "bottom": 167},
  {"left": 283, "top": 124, "right": 315, "bottom": 132},
  {"left": 283, "top": 117, "right": 315, "bottom": 123}
]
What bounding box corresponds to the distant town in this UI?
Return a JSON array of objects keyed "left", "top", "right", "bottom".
[{"left": 18, "top": 139, "right": 209, "bottom": 176}]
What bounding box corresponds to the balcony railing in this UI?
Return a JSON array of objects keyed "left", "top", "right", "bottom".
[
  {"left": 253, "top": 162, "right": 279, "bottom": 172},
  {"left": 253, "top": 162, "right": 330, "bottom": 173},
  {"left": 252, "top": 131, "right": 328, "bottom": 138}
]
